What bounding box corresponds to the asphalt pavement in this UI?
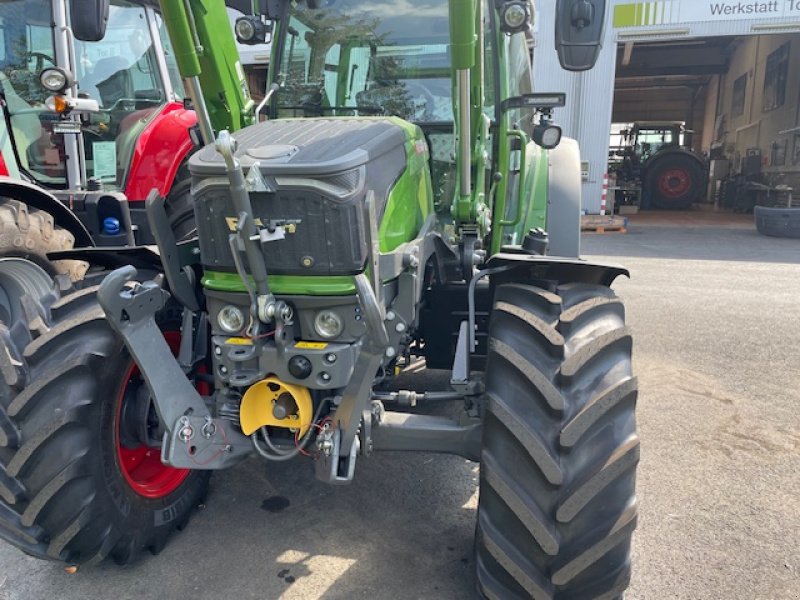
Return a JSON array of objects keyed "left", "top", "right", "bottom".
[{"left": 1, "top": 216, "right": 799, "bottom": 599}]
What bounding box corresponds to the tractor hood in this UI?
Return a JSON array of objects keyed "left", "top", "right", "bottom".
[
  {"left": 188, "top": 117, "right": 417, "bottom": 278},
  {"left": 189, "top": 118, "right": 408, "bottom": 178}
]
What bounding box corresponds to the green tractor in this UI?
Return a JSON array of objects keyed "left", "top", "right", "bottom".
[{"left": 0, "top": 0, "right": 639, "bottom": 597}]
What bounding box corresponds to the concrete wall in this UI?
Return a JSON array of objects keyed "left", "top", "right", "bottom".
[
  {"left": 715, "top": 33, "right": 800, "bottom": 187},
  {"left": 701, "top": 75, "right": 721, "bottom": 152}
]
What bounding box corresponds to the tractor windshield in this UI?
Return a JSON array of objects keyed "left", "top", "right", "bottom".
[
  {"left": 275, "top": 0, "right": 453, "bottom": 123},
  {"left": 0, "top": 0, "right": 175, "bottom": 189},
  {"left": 634, "top": 127, "right": 679, "bottom": 160},
  {"left": 0, "top": 0, "right": 59, "bottom": 182}
]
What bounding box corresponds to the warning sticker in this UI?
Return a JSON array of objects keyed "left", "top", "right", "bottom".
[
  {"left": 92, "top": 141, "right": 116, "bottom": 180},
  {"left": 295, "top": 341, "right": 328, "bottom": 350}
]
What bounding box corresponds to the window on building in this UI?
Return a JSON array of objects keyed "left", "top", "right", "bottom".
[
  {"left": 731, "top": 73, "right": 746, "bottom": 117},
  {"left": 763, "top": 42, "right": 789, "bottom": 112}
]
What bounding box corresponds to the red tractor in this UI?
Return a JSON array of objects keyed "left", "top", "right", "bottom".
[{"left": 0, "top": 0, "right": 251, "bottom": 294}]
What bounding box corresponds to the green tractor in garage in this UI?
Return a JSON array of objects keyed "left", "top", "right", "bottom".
[
  {"left": 611, "top": 121, "right": 708, "bottom": 210},
  {"left": 0, "top": 0, "right": 639, "bottom": 598}
]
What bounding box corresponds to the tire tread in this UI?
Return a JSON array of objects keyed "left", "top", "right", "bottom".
[{"left": 477, "top": 282, "right": 638, "bottom": 599}]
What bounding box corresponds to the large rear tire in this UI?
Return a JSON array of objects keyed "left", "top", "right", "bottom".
[
  {"left": 645, "top": 153, "right": 705, "bottom": 210},
  {"left": 476, "top": 282, "right": 638, "bottom": 600},
  {"left": 0, "top": 199, "right": 86, "bottom": 281},
  {"left": 0, "top": 280, "right": 208, "bottom": 565}
]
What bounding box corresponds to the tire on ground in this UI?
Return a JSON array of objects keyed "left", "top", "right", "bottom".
[
  {"left": 0, "top": 279, "right": 209, "bottom": 565},
  {"left": 476, "top": 282, "right": 639, "bottom": 600},
  {"left": 754, "top": 206, "right": 800, "bottom": 238},
  {"left": 0, "top": 198, "right": 87, "bottom": 281},
  {"left": 645, "top": 153, "right": 705, "bottom": 210}
]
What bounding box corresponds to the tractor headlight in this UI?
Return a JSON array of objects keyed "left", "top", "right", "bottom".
[
  {"left": 234, "top": 17, "right": 256, "bottom": 42},
  {"left": 533, "top": 123, "right": 563, "bottom": 150},
  {"left": 235, "top": 15, "right": 270, "bottom": 45},
  {"left": 314, "top": 310, "right": 344, "bottom": 339},
  {"left": 500, "top": 1, "right": 530, "bottom": 34},
  {"left": 218, "top": 305, "right": 246, "bottom": 334},
  {"left": 39, "top": 67, "right": 73, "bottom": 93}
]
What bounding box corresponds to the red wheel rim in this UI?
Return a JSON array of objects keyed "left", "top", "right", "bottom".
[
  {"left": 658, "top": 168, "right": 692, "bottom": 199},
  {"left": 116, "top": 331, "right": 204, "bottom": 499}
]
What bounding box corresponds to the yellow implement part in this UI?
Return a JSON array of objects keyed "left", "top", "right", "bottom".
[
  {"left": 240, "top": 376, "right": 313, "bottom": 436},
  {"left": 295, "top": 341, "right": 328, "bottom": 350}
]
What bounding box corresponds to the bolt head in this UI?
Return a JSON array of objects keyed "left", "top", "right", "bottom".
[
  {"left": 385, "top": 347, "right": 396, "bottom": 358},
  {"left": 385, "top": 310, "right": 396, "bottom": 321},
  {"left": 395, "top": 322, "right": 406, "bottom": 333},
  {"left": 179, "top": 426, "right": 194, "bottom": 442},
  {"left": 214, "top": 346, "right": 222, "bottom": 356}
]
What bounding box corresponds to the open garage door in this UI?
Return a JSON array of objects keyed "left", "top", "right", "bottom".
[
  {"left": 610, "top": 32, "right": 800, "bottom": 229},
  {"left": 534, "top": 1, "right": 800, "bottom": 231}
]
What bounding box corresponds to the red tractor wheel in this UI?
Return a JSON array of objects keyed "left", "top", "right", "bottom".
[
  {"left": 645, "top": 152, "right": 706, "bottom": 210},
  {"left": 0, "top": 278, "right": 209, "bottom": 565},
  {"left": 116, "top": 331, "right": 192, "bottom": 499},
  {"left": 658, "top": 168, "right": 692, "bottom": 199}
]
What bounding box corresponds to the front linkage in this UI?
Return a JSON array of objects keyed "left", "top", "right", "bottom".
[{"left": 97, "top": 130, "right": 483, "bottom": 481}]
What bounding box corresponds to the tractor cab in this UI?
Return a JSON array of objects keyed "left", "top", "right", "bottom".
[
  {"left": 628, "top": 122, "right": 683, "bottom": 161},
  {"left": 267, "top": 0, "right": 546, "bottom": 241},
  {"left": 270, "top": 0, "right": 457, "bottom": 211}
]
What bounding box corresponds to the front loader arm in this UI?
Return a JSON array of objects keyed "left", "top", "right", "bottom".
[{"left": 158, "top": 0, "right": 255, "bottom": 140}]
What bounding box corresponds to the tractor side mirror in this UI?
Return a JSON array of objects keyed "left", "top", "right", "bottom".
[
  {"left": 70, "top": 0, "right": 109, "bottom": 42},
  {"left": 555, "top": 0, "right": 606, "bottom": 71}
]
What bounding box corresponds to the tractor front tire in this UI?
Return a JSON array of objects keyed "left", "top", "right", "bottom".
[
  {"left": 0, "top": 199, "right": 86, "bottom": 281},
  {"left": 0, "top": 281, "right": 208, "bottom": 565},
  {"left": 476, "top": 283, "right": 638, "bottom": 600}
]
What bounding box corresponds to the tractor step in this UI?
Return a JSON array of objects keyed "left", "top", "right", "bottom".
[{"left": 581, "top": 215, "right": 628, "bottom": 233}]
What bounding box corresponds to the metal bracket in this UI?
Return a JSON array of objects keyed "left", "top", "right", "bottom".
[
  {"left": 333, "top": 274, "right": 389, "bottom": 459},
  {"left": 97, "top": 266, "right": 251, "bottom": 470},
  {"left": 450, "top": 320, "right": 481, "bottom": 395},
  {"left": 145, "top": 189, "right": 200, "bottom": 311},
  {"left": 370, "top": 410, "right": 481, "bottom": 462},
  {"left": 363, "top": 191, "right": 384, "bottom": 316},
  {"left": 163, "top": 414, "right": 250, "bottom": 470},
  {"left": 314, "top": 428, "right": 361, "bottom": 485}
]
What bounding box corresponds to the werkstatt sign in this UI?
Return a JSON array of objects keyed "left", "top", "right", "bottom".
[{"left": 614, "top": 0, "right": 800, "bottom": 27}]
